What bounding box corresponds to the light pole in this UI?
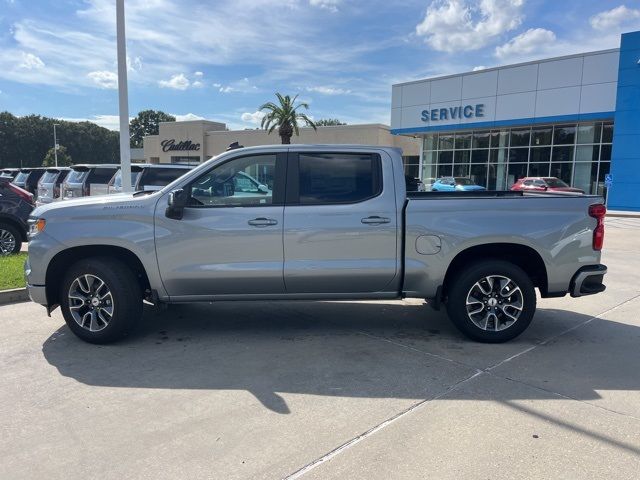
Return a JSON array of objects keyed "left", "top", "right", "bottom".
[
  {"left": 116, "top": 0, "right": 132, "bottom": 192},
  {"left": 53, "top": 123, "right": 60, "bottom": 167}
]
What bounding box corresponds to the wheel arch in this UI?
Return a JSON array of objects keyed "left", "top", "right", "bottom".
[
  {"left": 45, "top": 245, "right": 151, "bottom": 309},
  {"left": 442, "top": 243, "right": 548, "bottom": 299}
]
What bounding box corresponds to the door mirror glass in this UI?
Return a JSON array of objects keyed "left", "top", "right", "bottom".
[{"left": 166, "top": 188, "right": 187, "bottom": 219}]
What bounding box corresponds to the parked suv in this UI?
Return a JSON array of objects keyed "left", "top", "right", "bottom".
[
  {"left": 36, "top": 167, "right": 71, "bottom": 206},
  {"left": 108, "top": 164, "right": 193, "bottom": 194},
  {"left": 0, "top": 168, "right": 20, "bottom": 181},
  {"left": 12, "top": 168, "right": 46, "bottom": 197},
  {"left": 61, "top": 164, "right": 118, "bottom": 199},
  {"left": 0, "top": 178, "right": 34, "bottom": 254},
  {"left": 511, "top": 177, "right": 584, "bottom": 194}
]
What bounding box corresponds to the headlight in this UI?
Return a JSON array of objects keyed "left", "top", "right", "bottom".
[{"left": 29, "top": 218, "right": 46, "bottom": 237}]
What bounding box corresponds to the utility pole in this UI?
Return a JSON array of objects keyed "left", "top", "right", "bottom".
[
  {"left": 53, "top": 123, "right": 60, "bottom": 167},
  {"left": 116, "top": 0, "right": 132, "bottom": 192}
]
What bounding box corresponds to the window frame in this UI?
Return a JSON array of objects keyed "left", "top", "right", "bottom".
[
  {"left": 286, "top": 151, "right": 383, "bottom": 206},
  {"left": 183, "top": 152, "right": 287, "bottom": 209}
]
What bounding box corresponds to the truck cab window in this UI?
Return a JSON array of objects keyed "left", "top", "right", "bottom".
[
  {"left": 189, "top": 154, "right": 275, "bottom": 207},
  {"left": 297, "top": 153, "right": 381, "bottom": 204}
]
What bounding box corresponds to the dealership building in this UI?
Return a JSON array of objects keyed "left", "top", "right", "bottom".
[{"left": 391, "top": 30, "right": 640, "bottom": 211}]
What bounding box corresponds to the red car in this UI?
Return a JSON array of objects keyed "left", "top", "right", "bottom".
[{"left": 510, "top": 177, "right": 584, "bottom": 194}]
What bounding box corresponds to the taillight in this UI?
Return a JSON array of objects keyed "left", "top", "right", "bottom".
[
  {"left": 589, "top": 203, "right": 606, "bottom": 251},
  {"left": 8, "top": 182, "right": 34, "bottom": 204}
]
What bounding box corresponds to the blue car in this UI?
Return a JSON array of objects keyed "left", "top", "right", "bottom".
[{"left": 431, "top": 176, "right": 486, "bottom": 192}]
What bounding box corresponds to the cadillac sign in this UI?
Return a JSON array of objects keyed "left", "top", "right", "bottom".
[{"left": 161, "top": 139, "right": 201, "bottom": 153}]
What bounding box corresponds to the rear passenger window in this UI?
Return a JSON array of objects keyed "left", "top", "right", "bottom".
[
  {"left": 139, "top": 168, "right": 188, "bottom": 188},
  {"left": 297, "top": 153, "right": 381, "bottom": 204},
  {"left": 88, "top": 168, "right": 118, "bottom": 183}
]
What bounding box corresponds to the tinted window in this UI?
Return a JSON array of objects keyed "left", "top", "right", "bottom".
[
  {"left": 455, "top": 178, "right": 473, "bottom": 185},
  {"left": 139, "top": 168, "right": 189, "bottom": 188},
  {"left": 297, "top": 153, "right": 380, "bottom": 205},
  {"left": 13, "top": 172, "right": 29, "bottom": 183},
  {"left": 40, "top": 172, "right": 58, "bottom": 184},
  {"left": 544, "top": 177, "right": 569, "bottom": 188},
  {"left": 88, "top": 168, "right": 118, "bottom": 183},
  {"left": 66, "top": 170, "right": 89, "bottom": 183},
  {"left": 190, "top": 154, "right": 274, "bottom": 207}
]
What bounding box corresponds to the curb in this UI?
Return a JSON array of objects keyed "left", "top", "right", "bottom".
[
  {"left": 0, "top": 288, "right": 29, "bottom": 305},
  {"left": 607, "top": 212, "right": 640, "bottom": 219}
]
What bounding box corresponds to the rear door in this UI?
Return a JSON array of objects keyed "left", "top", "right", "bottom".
[{"left": 283, "top": 150, "right": 399, "bottom": 294}]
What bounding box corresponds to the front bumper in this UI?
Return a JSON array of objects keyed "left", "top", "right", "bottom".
[
  {"left": 26, "top": 284, "right": 47, "bottom": 306},
  {"left": 570, "top": 264, "right": 607, "bottom": 298}
]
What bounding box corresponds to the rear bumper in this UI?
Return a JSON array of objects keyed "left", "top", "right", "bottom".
[{"left": 570, "top": 264, "right": 607, "bottom": 298}]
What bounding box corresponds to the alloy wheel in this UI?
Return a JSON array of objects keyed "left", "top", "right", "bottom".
[
  {"left": 465, "top": 275, "right": 523, "bottom": 331},
  {"left": 0, "top": 228, "right": 16, "bottom": 255},
  {"left": 67, "top": 274, "right": 115, "bottom": 332}
]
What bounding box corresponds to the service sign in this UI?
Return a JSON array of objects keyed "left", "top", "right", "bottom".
[{"left": 421, "top": 104, "right": 485, "bottom": 123}]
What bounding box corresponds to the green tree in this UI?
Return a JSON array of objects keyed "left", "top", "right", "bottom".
[
  {"left": 42, "top": 145, "right": 72, "bottom": 167},
  {"left": 315, "top": 118, "right": 346, "bottom": 126},
  {"left": 259, "top": 93, "right": 316, "bottom": 144},
  {"left": 129, "top": 110, "right": 176, "bottom": 148}
]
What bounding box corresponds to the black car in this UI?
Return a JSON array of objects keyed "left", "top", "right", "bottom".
[
  {"left": 0, "top": 178, "right": 34, "bottom": 255},
  {"left": 12, "top": 168, "right": 47, "bottom": 197}
]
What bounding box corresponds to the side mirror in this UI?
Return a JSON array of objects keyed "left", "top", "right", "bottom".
[
  {"left": 166, "top": 188, "right": 188, "bottom": 220},
  {"left": 257, "top": 184, "right": 269, "bottom": 194}
]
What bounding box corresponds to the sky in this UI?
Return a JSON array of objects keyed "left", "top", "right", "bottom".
[{"left": 1, "top": 0, "right": 640, "bottom": 131}]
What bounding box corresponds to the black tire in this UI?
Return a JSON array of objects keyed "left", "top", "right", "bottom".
[
  {"left": 0, "top": 222, "right": 22, "bottom": 255},
  {"left": 446, "top": 260, "right": 536, "bottom": 343},
  {"left": 59, "top": 257, "right": 142, "bottom": 344}
]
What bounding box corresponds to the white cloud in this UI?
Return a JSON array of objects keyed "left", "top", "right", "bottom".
[
  {"left": 495, "top": 28, "right": 556, "bottom": 60},
  {"left": 127, "top": 55, "right": 143, "bottom": 72},
  {"left": 217, "top": 77, "right": 259, "bottom": 94},
  {"left": 306, "top": 85, "right": 351, "bottom": 95},
  {"left": 241, "top": 111, "right": 265, "bottom": 125},
  {"left": 173, "top": 113, "right": 206, "bottom": 122},
  {"left": 472, "top": 65, "right": 487, "bottom": 71},
  {"left": 158, "top": 73, "right": 190, "bottom": 90},
  {"left": 192, "top": 80, "right": 204, "bottom": 87},
  {"left": 309, "top": 0, "right": 340, "bottom": 12},
  {"left": 19, "top": 52, "right": 44, "bottom": 69},
  {"left": 212, "top": 82, "right": 222, "bottom": 88},
  {"left": 87, "top": 70, "right": 118, "bottom": 89},
  {"left": 415, "top": 0, "right": 524, "bottom": 53},
  {"left": 194, "top": 71, "right": 203, "bottom": 77},
  {"left": 590, "top": 5, "right": 640, "bottom": 31},
  {"left": 61, "top": 115, "right": 126, "bottom": 131}
]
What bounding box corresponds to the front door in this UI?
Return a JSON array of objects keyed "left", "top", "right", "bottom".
[
  {"left": 155, "top": 152, "right": 287, "bottom": 297},
  {"left": 283, "top": 150, "right": 399, "bottom": 294}
]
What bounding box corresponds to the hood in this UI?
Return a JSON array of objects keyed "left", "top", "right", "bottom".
[{"left": 32, "top": 192, "right": 154, "bottom": 217}]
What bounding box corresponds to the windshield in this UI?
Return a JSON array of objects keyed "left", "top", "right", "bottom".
[
  {"left": 544, "top": 177, "right": 569, "bottom": 188},
  {"left": 13, "top": 172, "right": 29, "bottom": 183},
  {"left": 66, "top": 170, "right": 89, "bottom": 184},
  {"left": 455, "top": 178, "right": 474, "bottom": 185}
]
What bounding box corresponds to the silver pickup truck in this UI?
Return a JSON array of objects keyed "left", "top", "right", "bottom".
[{"left": 25, "top": 145, "right": 607, "bottom": 344}]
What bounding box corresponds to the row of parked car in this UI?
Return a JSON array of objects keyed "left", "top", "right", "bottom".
[{"left": 0, "top": 164, "right": 195, "bottom": 255}]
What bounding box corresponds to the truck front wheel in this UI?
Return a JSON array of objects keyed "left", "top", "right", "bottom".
[
  {"left": 59, "top": 257, "right": 142, "bottom": 344},
  {"left": 446, "top": 260, "right": 536, "bottom": 343}
]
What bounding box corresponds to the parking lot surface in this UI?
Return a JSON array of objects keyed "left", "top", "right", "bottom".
[{"left": 1, "top": 218, "right": 639, "bottom": 479}]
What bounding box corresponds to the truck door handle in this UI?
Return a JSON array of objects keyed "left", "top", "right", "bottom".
[
  {"left": 248, "top": 217, "right": 278, "bottom": 227},
  {"left": 361, "top": 216, "right": 391, "bottom": 225}
]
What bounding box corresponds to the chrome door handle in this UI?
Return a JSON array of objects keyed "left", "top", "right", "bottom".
[
  {"left": 248, "top": 217, "right": 278, "bottom": 227},
  {"left": 361, "top": 216, "right": 391, "bottom": 225}
]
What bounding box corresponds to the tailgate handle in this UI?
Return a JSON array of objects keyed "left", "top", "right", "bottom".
[
  {"left": 361, "top": 216, "right": 390, "bottom": 225},
  {"left": 248, "top": 217, "right": 278, "bottom": 227}
]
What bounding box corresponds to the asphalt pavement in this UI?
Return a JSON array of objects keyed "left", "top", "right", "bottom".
[{"left": 1, "top": 218, "right": 639, "bottom": 479}]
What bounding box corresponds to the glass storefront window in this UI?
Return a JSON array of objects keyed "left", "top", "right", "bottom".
[
  {"left": 488, "top": 163, "right": 507, "bottom": 190},
  {"left": 573, "top": 162, "right": 598, "bottom": 193},
  {"left": 553, "top": 125, "right": 576, "bottom": 144},
  {"left": 490, "top": 130, "right": 508, "bottom": 148},
  {"left": 577, "top": 123, "right": 601, "bottom": 144},
  {"left": 489, "top": 148, "right": 507, "bottom": 164},
  {"left": 551, "top": 146, "right": 574, "bottom": 163},
  {"left": 576, "top": 145, "right": 599, "bottom": 162},
  {"left": 602, "top": 123, "right": 613, "bottom": 143},
  {"left": 423, "top": 151, "right": 437, "bottom": 164},
  {"left": 473, "top": 131, "right": 490, "bottom": 149},
  {"left": 470, "top": 164, "right": 488, "bottom": 188},
  {"left": 597, "top": 162, "right": 611, "bottom": 195},
  {"left": 422, "top": 163, "right": 437, "bottom": 181},
  {"left": 528, "top": 162, "right": 550, "bottom": 177},
  {"left": 600, "top": 144, "right": 612, "bottom": 161},
  {"left": 531, "top": 127, "right": 552, "bottom": 146},
  {"left": 510, "top": 128, "right": 531, "bottom": 147},
  {"left": 471, "top": 149, "right": 489, "bottom": 164},
  {"left": 455, "top": 133, "right": 472, "bottom": 149},
  {"left": 404, "top": 164, "right": 419, "bottom": 178},
  {"left": 438, "top": 151, "right": 453, "bottom": 163},
  {"left": 508, "top": 148, "right": 529, "bottom": 163},
  {"left": 454, "top": 150, "right": 470, "bottom": 163},
  {"left": 438, "top": 134, "right": 454, "bottom": 150},
  {"left": 550, "top": 163, "right": 573, "bottom": 184},
  {"left": 437, "top": 164, "right": 453, "bottom": 177},
  {"left": 530, "top": 147, "right": 551, "bottom": 163},
  {"left": 453, "top": 164, "right": 470, "bottom": 177},
  {"left": 424, "top": 134, "right": 438, "bottom": 151},
  {"left": 507, "top": 163, "right": 528, "bottom": 186}
]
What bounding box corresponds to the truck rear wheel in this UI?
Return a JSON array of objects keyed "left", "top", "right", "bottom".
[
  {"left": 446, "top": 260, "right": 536, "bottom": 343},
  {"left": 59, "top": 257, "right": 142, "bottom": 344}
]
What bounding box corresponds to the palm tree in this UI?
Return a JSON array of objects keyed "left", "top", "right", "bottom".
[{"left": 259, "top": 93, "right": 317, "bottom": 144}]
